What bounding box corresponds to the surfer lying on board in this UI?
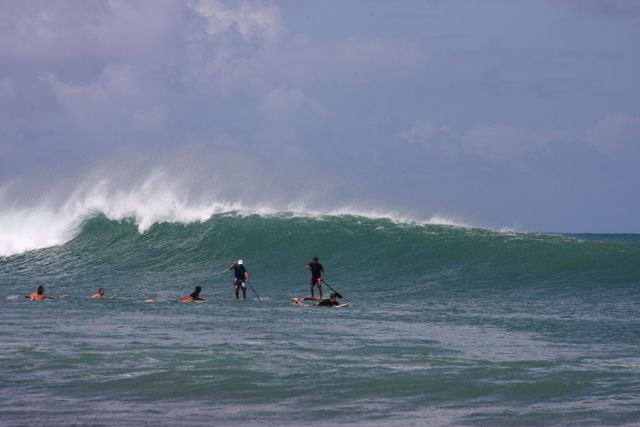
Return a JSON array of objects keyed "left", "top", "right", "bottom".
[
  {"left": 305, "top": 257, "right": 324, "bottom": 300},
  {"left": 229, "top": 260, "right": 249, "bottom": 300},
  {"left": 92, "top": 288, "right": 106, "bottom": 299},
  {"left": 290, "top": 293, "right": 350, "bottom": 308},
  {"left": 29, "top": 285, "right": 53, "bottom": 301},
  {"left": 179, "top": 286, "right": 207, "bottom": 302},
  {"left": 316, "top": 292, "right": 342, "bottom": 307}
]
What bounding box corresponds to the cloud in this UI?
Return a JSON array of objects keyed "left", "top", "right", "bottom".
[
  {"left": 460, "top": 125, "right": 570, "bottom": 161},
  {"left": 398, "top": 114, "right": 640, "bottom": 164},
  {"left": 258, "top": 86, "right": 324, "bottom": 116},
  {"left": 1, "top": 0, "right": 421, "bottom": 108},
  {"left": 132, "top": 106, "right": 168, "bottom": 130},
  {"left": 267, "top": 36, "right": 421, "bottom": 85},
  {"left": 0, "top": 1, "right": 180, "bottom": 63},
  {"left": 564, "top": 0, "right": 640, "bottom": 18},
  {"left": 583, "top": 113, "right": 640, "bottom": 157},
  {"left": 42, "top": 64, "right": 140, "bottom": 124},
  {"left": 182, "top": 0, "right": 283, "bottom": 90},
  {"left": 399, "top": 121, "right": 573, "bottom": 162},
  {"left": 259, "top": 87, "right": 304, "bottom": 114},
  {"left": 0, "top": 0, "right": 421, "bottom": 158},
  {"left": 1, "top": 0, "right": 638, "bottom": 233},
  {"left": 188, "top": 0, "right": 282, "bottom": 43},
  {"left": 399, "top": 122, "right": 459, "bottom": 156}
]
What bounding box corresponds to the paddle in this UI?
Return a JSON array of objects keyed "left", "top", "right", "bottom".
[
  {"left": 247, "top": 281, "right": 261, "bottom": 301},
  {"left": 321, "top": 279, "right": 343, "bottom": 299}
]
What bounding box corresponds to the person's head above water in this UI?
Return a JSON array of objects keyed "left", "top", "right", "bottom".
[
  {"left": 237, "top": 259, "right": 243, "bottom": 265},
  {"left": 98, "top": 288, "right": 105, "bottom": 295},
  {"left": 312, "top": 257, "right": 319, "bottom": 264},
  {"left": 37, "top": 285, "right": 45, "bottom": 295},
  {"left": 190, "top": 286, "right": 202, "bottom": 298},
  {"left": 329, "top": 292, "right": 338, "bottom": 301}
]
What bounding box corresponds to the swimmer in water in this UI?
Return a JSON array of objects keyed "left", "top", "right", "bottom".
[
  {"left": 29, "top": 285, "right": 53, "bottom": 301},
  {"left": 91, "top": 288, "right": 106, "bottom": 299},
  {"left": 179, "top": 286, "right": 207, "bottom": 302}
]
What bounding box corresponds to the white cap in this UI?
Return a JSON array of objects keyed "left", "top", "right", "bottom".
[{"left": 237, "top": 259, "right": 243, "bottom": 265}]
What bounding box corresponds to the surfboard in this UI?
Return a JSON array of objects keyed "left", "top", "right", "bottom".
[{"left": 303, "top": 296, "right": 319, "bottom": 301}]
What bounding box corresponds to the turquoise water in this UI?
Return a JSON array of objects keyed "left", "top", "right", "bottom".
[{"left": 1, "top": 214, "right": 639, "bottom": 426}]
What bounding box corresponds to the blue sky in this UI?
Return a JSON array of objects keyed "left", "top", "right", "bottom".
[{"left": 0, "top": 0, "right": 639, "bottom": 233}]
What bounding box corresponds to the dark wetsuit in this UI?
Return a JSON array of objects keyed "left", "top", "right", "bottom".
[
  {"left": 308, "top": 262, "right": 324, "bottom": 286},
  {"left": 234, "top": 265, "right": 247, "bottom": 288},
  {"left": 317, "top": 298, "right": 339, "bottom": 307}
]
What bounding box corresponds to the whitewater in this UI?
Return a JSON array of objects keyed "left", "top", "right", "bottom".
[
  {"left": 0, "top": 169, "right": 466, "bottom": 257},
  {"left": 1, "top": 202, "right": 639, "bottom": 426}
]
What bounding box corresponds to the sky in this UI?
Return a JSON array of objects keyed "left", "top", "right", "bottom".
[{"left": 0, "top": 0, "right": 639, "bottom": 233}]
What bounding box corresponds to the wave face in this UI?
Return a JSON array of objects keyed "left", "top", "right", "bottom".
[
  {"left": 2, "top": 213, "right": 638, "bottom": 294},
  {"left": 1, "top": 214, "right": 639, "bottom": 426}
]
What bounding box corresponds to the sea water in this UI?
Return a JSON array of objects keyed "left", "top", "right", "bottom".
[{"left": 1, "top": 214, "right": 639, "bottom": 426}]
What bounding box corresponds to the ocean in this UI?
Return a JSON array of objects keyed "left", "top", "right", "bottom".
[{"left": 1, "top": 213, "right": 639, "bottom": 426}]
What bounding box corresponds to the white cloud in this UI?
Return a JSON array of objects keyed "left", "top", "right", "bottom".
[
  {"left": 44, "top": 64, "right": 139, "bottom": 114},
  {"left": 400, "top": 121, "right": 575, "bottom": 162},
  {"left": 132, "top": 106, "right": 168, "bottom": 130},
  {"left": 258, "top": 86, "right": 324, "bottom": 116},
  {"left": 0, "top": 1, "right": 180, "bottom": 61},
  {"left": 461, "top": 125, "right": 569, "bottom": 161},
  {"left": 399, "top": 122, "right": 459, "bottom": 156},
  {"left": 583, "top": 113, "right": 640, "bottom": 157},
  {"left": 401, "top": 114, "right": 640, "bottom": 163},
  {"left": 400, "top": 122, "right": 455, "bottom": 145},
  {"left": 181, "top": 3, "right": 420, "bottom": 93},
  {"left": 264, "top": 36, "right": 421, "bottom": 86},
  {"left": 182, "top": 0, "right": 283, "bottom": 90},
  {"left": 259, "top": 87, "right": 304, "bottom": 114},
  {"left": 2, "top": 0, "right": 422, "bottom": 109},
  {"left": 188, "top": 0, "right": 281, "bottom": 43}
]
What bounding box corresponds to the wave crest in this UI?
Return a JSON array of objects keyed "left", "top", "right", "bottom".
[{"left": 0, "top": 172, "right": 468, "bottom": 257}]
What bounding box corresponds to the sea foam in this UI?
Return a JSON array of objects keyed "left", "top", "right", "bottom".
[{"left": 0, "top": 171, "right": 467, "bottom": 257}]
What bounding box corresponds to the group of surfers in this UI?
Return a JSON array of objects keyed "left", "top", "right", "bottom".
[{"left": 26, "top": 257, "right": 349, "bottom": 308}]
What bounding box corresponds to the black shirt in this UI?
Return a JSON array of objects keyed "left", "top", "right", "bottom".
[
  {"left": 234, "top": 265, "right": 247, "bottom": 281},
  {"left": 308, "top": 262, "right": 324, "bottom": 278},
  {"left": 318, "top": 299, "right": 339, "bottom": 307}
]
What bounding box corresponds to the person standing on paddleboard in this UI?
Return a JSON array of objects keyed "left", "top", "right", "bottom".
[
  {"left": 229, "top": 260, "right": 249, "bottom": 300},
  {"left": 305, "top": 257, "right": 325, "bottom": 299}
]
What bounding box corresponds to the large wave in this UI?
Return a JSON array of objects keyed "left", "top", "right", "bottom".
[
  {"left": 2, "top": 213, "right": 638, "bottom": 299},
  {"left": 1, "top": 141, "right": 499, "bottom": 257},
  {"left": 0, "top": 173, "right": 465, "bottom": 257}
]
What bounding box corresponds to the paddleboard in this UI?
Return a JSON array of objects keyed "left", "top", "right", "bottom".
[{"left": 303, "top": 296, "right": 319, "bottom": 301}]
